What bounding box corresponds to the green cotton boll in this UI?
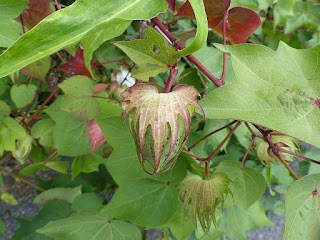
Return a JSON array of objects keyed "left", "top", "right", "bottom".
[
  {"left": 12, "top": 135, "right": 33, "bottom": 163},
  {"left": 257, "top": 134, "right": 300, "bottom": 165}
]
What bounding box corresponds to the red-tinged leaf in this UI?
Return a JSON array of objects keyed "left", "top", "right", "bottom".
[
  {"left": 86, "top": 120, "right": 107, "bottom": 156},
  {"left": 57, "top": 48, "right": 92, "bottom": 78},
  {"left": 93, "top": 84, "right": 108, "bottom": 94},
  {"left": 20, "top": 0, "right": 53, "bottom": 29},
  {"left": 167, "top": 0, "right": 176, "bottom": 11},
  {"left": 177, "top": 0, "right": 261, "bottom": 44},
  {"left": 177, "top": 0, "right": 230, "bottom": 28},
  {"left": 214, "top": 7, "right": 261, "bottom": 44}
]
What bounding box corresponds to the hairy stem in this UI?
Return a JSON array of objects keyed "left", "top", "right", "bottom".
[
  {"left": 0, "top": 165, "right": 45, "bottom": 192},
  {"left": 151, "top": 17, "right": 223, "bottom": 87},
  {"left": 188, "top": 120, "right": 237, "bottom": 151}
]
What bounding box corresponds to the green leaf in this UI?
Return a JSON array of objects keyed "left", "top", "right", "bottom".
[
  {"left": 71, "top": 154, "right": 106, "bottom": 180},
  {"left": 31, "top": 119, "right": 54, "bottom": 147},
  {"left": 46, "top": 161, "right": 70, "bottom": 174},
  {"left": 0, "top": 101, "right": 10, "bottom": 121},
  {"left": 46, "top": 99, "right": 91, "bottom": 156},
  {"left": 37, "top": 214, "right": 142, "bottom": 240},
  {"left": 102, "top": 178, "right": 180, "bottom": 228},
  {"left": 20, "top": 57, "right": 51, "bottom": 81},
  {"left": 283, "top": 174, "right": 320, "bottom": 240},
  {"left": 0, "top": 0, "right": 27, "bottom": 47},
  {"left": 10, "top": 84, "right": 37, "bottom": 108},
  {"left": 305, "top": 149, "right": 320, "bottom": 174},
  {"left": 177, "top": 0, "right": 208, "bottom": 57},
  {"left": 215, "top": 160, "right": 266, "bottom": 209},
  {"left": 271, "top": 163, "right": 294, "bottom": 194},
  {"left": 0, "top": 192, "right": 18, "bottom": 205},
  {"left": 59, "top": 76, "right": 100, "bottom": 120},
  {"left": 202, "top": 42, "right": 320, "bottom": 148},
  {"left": 12, "top": 200, "right": 72, "bottom": 240},
  {"left": 168, "top": 205, "right": 195, "bottom": 240},
  {"left": 33, "top": 186, "right": 82, "bottom": 204},
  {"left": 72, "top": 193, "right": 104, "bottom": 214},
  {"left": 114, "top": 27, "right": 178, "bottom": 81},
  {"left": 0, "top": 173, "right": 3, "bottom": 187},
  {"left": 0, "top": 219, "right": 4, "bottom": 236},
  {"left": 0, "top": 0, "right": 168, "bottom": 78},
  {"left": 220, "top": 202, "right": 273, "bottom": 240},
  {"left": 0, "top": 117, "right": 26, "bottom": 155},
  {"left": 21, "top": 163, "right": 46, "bottom": 176},
  {"left": 82, "top": 19, "right": 131, "bottom": 77}
]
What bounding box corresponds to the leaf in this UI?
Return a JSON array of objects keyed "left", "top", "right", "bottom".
[
  {"left": 46, "top": 98, "right": 91, "bottom": 156},
  {"left": 114, "top": 27, "right": 177, "bottom": 81},
  {"left": 283, "top": 174, "right": 320, "bottom": 240},
  {"left": 37, "top": 213, "right": 141, "bottom": 240},
  {"left": 177, "top": 0, "right": 208, "bottom": 57},
  {"left": 102, "top": 178, "right": 180, "bottom": 227},
  {"left": 177, "top": 0, "right": 261, "bottom": 44},
  {"left": 0, "top": 0, "right": 168, "bottom": 78},
  {"left": 71, "top": 154, "right": 106, "bottom": 180},
  {"left": 71, "top": 193, "right": 104, "bottom": 214},
  {"left": 0, "top": 192, "right": 18, "bottom": 205},
  {"left": 306, "top": 149, "right": 320, "bottom": 174},
  {"left": 215, "top": 160, "right": 266, "bottom": 209},
  {"left": 214, "top": 7, "right": 261, "bottom": 44},
  {"left": 46, "top": 161, "right": 69, "bottom": 174},
  {"left": 0, "top": 117, "right": 26, "bottom": 155},
  {"left": 57, "top": 48, "right": 92, "bottom": 78},
  {"left": 10, "top": 84, "right": 37, "bottom": 108},
  {"left": 19, "top": 0, "right": 53, "bottom": 29},
  {"left": 12, "top": 200, "right": 72, "bottom": 240},
  {"left": 0, "top": 0, "right": 27, "bottom": 47},
  {"left": 59, "top": 76, "right": 100, "bottom": 120},
  {"left": 220, "top": 202, "right": 273, "bottom": 240},
  {"left": 0, "top": 101, "right": 10, "bottom": 121},
  {"left": 82, "top": 19, "right": 131, "bottom": 77},
  {"left": 33, "top": 186, "right": 82, "bottom": 204},
  {"left": 202, "top": 42, "right": 320, "bottom": 148},
  {"left": 168, "top": 205, "right": 195, "bottom": 240},
  {"left": 31, "top": 119, "right": 54, "bottom": 147},
  {"left": 20, "top": 57, "right": 50, "bottom": 81}
]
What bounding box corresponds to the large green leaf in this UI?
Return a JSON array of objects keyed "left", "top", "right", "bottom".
[
  {"left": 31, "top": 119, "right": 54, "bottom": 147},
  {"left": 114, "top": 27, "right": 178, "bottom": 81},
  {"left": 220, "top": 202, "right": 273, "bottom": 240},
  {"left": 202, "top": 42, "right": 320, "bottom": 148},
  {"left": 33, "top": 186, "right": 82, "bottom": 204},
  {"left": 37, "top": 214, "right": 141, "bottom": 240},
  {"left": 10, "top": 84, "right": 37, "bottom": 108},
  {"left": 0, "top": 0, "right": 168, "bottom": 78},
  {"left": 282, "top": 174, "right": 320, "bottom": 240},
  {"left": 215, "top": 160, "right": 266, "bottom": 209},
  {"left": 0, "top": 101, "right": 10, "bottom": 121},
  {"left": 59, "top": 76, "right": 100, "bottom": 120},
  {"left": 0, "top": 0, "right": 27, "bottom": 47}
]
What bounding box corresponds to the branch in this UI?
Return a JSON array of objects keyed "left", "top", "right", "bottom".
[
  {"left": 188, "top": 120, "right": 237, "bottom": 151},
  {"left": 151, "top": 17, "right": 223, "bottom": 87},
  {"left": 242, "top": 136, "right": 255, "bottom": 164},
  {"left": 163, "top": 65, "right": 178, "bottom": 93},
  {"left": 0, "top": 165, "right": 45, "bottom": 192},
  {"left": 279, "top": 149, "right": 320, "bottom": 165}
]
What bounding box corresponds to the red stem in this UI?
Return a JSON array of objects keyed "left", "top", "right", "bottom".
[
  {"left": 54, "top": 0, "right": 61, "bottom": 10},
  {"left": 181, "top": 150, "right": 206, "bottom": 161},
  {"left": 279, "top": 149, "right": 320, "bottom": 165},
  {"left": 19, "top": 14, "right": 25, "bottom": 34},
  {"left": 221, "top": 13, "right": 228, "bottom": 81},
  {"left": 188, "top": 120, "right": 237, "bottom": 151},
  {"left": 205, "top": 161, "right": 210, "bottom": 178},
  {"left": 206, "top": 121, "right": 241, "bottom": 161},
  {"left": 151, "top": 17, "right": 223, "bottom": 87},
  {"left": 29, "top": 88, "right": 60, "bottom": 121},
  {"left": 20, "top": 80, "right": 41, "bottom": 124},
  {"left": 163, "top": 66, "right": 178, "bottom": 93},
  {"left": 44, "top": 150, "right": 59, "bottom": 164},
  {"left": 91, "top": 58, "right": 131, "bottom": 67},
  {"left": 242, "top": 136, "right": 255, "bottom": 164}
]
